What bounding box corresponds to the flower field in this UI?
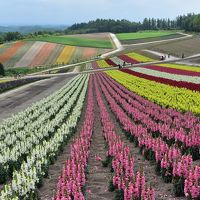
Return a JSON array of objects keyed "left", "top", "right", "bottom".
[
  {"left": 93, "top": 51, "right": 200, "bottom": 111},
  {"left": 0, "top": 41, "right": 110, "bottom": 68},
  {"left": 0, "top": 54, "right": 199, "bottom": 200}
]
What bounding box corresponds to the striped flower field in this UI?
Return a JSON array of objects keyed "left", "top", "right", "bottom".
[
  {"left": 93, "top": 52, "right": 200, "bottom": 114},
  {"left": 0, "top": 72, "right": 199, "bottom": 199},
  {"left": 0, "top": 41, "right": 110, "bottom": 68},
  {"left": 95, "top": 52, "right": 200, "bottom": 92}
]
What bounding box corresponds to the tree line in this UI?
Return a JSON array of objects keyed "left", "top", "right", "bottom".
[
  {"left": 0, "top": 32, "right": 23, "bottom": 44},
  {"left": 65, "top": 13, "right": 200, "bottom": 34}
]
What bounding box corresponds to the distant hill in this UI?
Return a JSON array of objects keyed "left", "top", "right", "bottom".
[{"left": 0, "top": 25, "right": 68, "bottom": 34}]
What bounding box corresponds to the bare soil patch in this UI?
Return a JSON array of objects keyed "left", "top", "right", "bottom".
[{"left": 149, "top": 36, "right": 200, "bottom": 58}]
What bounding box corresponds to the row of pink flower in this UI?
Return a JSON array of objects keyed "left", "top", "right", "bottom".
[
  {"left": 93, "top": 60, "right": 199, "bottom": 132},
  {"left": 96, "top": 73, "right": 199, "bottom": 199},
  {"left": 100, "top": 73, "right": 199, "bottom": 148},
  {"left": 53, "top": 77, "right": 94, "bottom": 200},
  {"left": 184, "top": 165, "right": 200, "bottom": 199},
  {"left": 94, "top": 75, "right": 155, "bottom": 200},
  {"left": 105, "top": 72, "right": 199, "bottom": 130}
]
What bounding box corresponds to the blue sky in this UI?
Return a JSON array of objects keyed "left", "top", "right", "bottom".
[{"left": 1, "top": 0, "right": 200, "bottom": 25}]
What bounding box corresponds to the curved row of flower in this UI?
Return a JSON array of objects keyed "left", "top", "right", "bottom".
[
  {"left": 96, "top": 73, "right": 199, "bottom": 199},
  {"left": 142, "top": 65, "right": 200, "bottom": 77},
  {"left": 53, "top": 76, "right": 94, "bottom": 200},
  {"left": 0, "top": 75, "right": 87, "bottom": 184},
  {"left": 129, "top": 67, "right": 200, "bottom": 84},
  {"left": 105, "top": 70, "right": 200, "bottom": 115},
  {"left": 102, "top": 73, "right": 199, "bottom": 130},
  {"left": 94, "top": 75, "right": 155, "bottom": 200},
  {"left": 100, "top": 73, "right": 199, "bottom": 157},
  {"left": 125, "top": 52, "right": 200, "bottom": 73},
  {"left": 121, "top": 68, "right": 200, "bottom": 92},
  {"left": 0, "top": 75, "right": 89, "bottom": 199},
  {"left": 0, "top": 75, "right": 83, "bottom": 148},
  {"left": 0, "top": 75, "right": 79, "bottom": 138},
  {"left": 98, "top": 53, "right": 200, "bottom": 88},
  {"left": 104, "top": 53, "right": 200, "bottom": 77}
]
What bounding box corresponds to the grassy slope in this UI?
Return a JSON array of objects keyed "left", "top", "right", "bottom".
[
  {"left": 116, "top": 31, "right": 178, "bottom": 41},
  {"left": 25, "top": 35, "right": 113, "bottom": 49}
]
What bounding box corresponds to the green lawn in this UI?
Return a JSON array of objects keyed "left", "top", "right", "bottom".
[
  {"left": 25, "top": 35, "right": 113, "bottom": 49},
  {"left": 116, "top": 31, "right": 178, "bottom": 41}
]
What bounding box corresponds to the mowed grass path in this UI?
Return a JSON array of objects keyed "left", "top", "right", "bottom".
[
  {"left": 26, "top": 35, "right": 113, "bottom": 49},
  {"left": 116, "top": 31, "right": 178, "bottom": 41}
]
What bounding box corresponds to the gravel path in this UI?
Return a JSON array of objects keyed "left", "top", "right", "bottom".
[{"left": 101, "top": 33, "right": 124, "bottom": 58}]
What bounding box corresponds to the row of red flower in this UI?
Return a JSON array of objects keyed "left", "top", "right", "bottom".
[
  {"left": 121, "top": 68, "right": 200, "bottom": 92},
  {"left": 118, "top": 54, "right": 200, "bottom": 77},
  {"left": 104, "top": 54, "right": 200, "bottom": 91}
]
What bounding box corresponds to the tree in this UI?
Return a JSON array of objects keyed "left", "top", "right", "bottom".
[
  {"left": 0, "top": 36, "right": 3, "bottom": 44},
  {"left": 4, "top": 32, "right": 23, "bottom": 42},
  {"left": 0, "top": 63, "right": 5, "bottom": 76}
]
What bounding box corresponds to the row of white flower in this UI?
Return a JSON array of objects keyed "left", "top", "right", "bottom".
[
  {"left": 0, "top": 74, "right": 84, "bottom": 149},
  {"left": 0, "top": 75, "right": 87, "bottom": 184},
  {"left": 0, "top": 75, "right": 86, "bottom": 168},
  {"left": 0, "top": 74, "right": 89, "bottom": 200},
  {"left": 130, "top": 67, "right": 200, "bottom": 84},
  {"left": 0, "top": 75, "right": 81, "bottom": 139},
  {"left": 110, "top": 56, "right": 124, "bottom": 66}
]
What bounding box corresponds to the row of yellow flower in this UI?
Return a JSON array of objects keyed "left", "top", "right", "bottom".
[
  {"left": 56, "top": 46, "right": 76, "bottom": 64},
  {"left": 106, "top": 70, "right": 200, "bottom": 115},
  {"left": 96, "top": 60, "right": 110, "bottom": 68}
]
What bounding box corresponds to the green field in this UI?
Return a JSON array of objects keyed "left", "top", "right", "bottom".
[
  {"left": 116, "top": 31, "right": 178, "bottom": 41},
  {"left": 26, "top": 35, "right": 113, "bottom": 49}
]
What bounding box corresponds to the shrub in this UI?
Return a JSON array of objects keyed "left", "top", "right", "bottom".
[{"left": 0, "top": 63, "right": 5, "bottom": 76}]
